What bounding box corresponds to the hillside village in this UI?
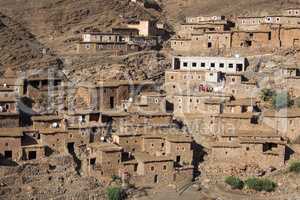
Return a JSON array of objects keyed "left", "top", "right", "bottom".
[{"left": 1, "top": 1, "right": 300, "bottom": 200}]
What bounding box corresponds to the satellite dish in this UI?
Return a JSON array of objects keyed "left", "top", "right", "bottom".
[
  {"left": 52, "top": 122, "right": 59, "bottom": 128},
  {"left": 100, "top": 137, "right": 105, "bottom": 141},
  {"left": 3, "top": 83, "right": 7, "bottom": 88},
  {"left": 235, "top": 54, "right": 240, "bottom": 58}
]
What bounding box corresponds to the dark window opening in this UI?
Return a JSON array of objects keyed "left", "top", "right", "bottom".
[
  {"left": 183, "top": 62, "right": 188, "bottom": 67},
  {"left": 208, "top": 42, "right": 212, "bottom": 48},
  {"left": 263, "top": 143, "right": 278, "bottom": 152},
  {"left": 174, "top": 58, "right": 181, "bottom": 70},
  {"left": 210, "top": 63, "right": 215, "bottom": 67},
  {"left": 245, "top": 40, "right": 252, "bottom": 47},
  {"left": 228, "top": 64, "right": 234, "bottom": 68},
  {"left": 268, "top": 32, "right": 272, "bottom": 40},
  {"left": 90, "top": 158, "right": 96, "bottom": 165},
  {"left": 236, "top": 64, "right": 243, "bottom": 71},
  {"left": 4, "top": 151, "right": 12, "bottom": 159},
  {"left": 28, "top": 151, "right": 37, "bottom": 160},
  {"left": 192, "top": 62, "right": 197, "bottom": 67},
  {"left": 201, "top": 63, "right": 205, "bottom": 67},
  {"left": 219, "top": 63, "right": 224, "bottom": 68}
]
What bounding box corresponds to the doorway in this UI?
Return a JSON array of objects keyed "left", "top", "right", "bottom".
[
  {"left": 154, "top": 175, "right": 158, "bottom": 183},
  {"left": 110, "top": 97, "right": 114, "bottom": 109},
  {"left": 176, "top": 155, "right": 181, "bottom": 163}
]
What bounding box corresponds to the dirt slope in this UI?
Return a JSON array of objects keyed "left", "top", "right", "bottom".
[{"left": 0, "top": 13, "right": 60, "bottom": 71}]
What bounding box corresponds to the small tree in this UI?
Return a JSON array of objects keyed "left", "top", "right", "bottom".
[
  {"left": 260, "top": 88, "right": 274, "bottom": 102},
  {"left": 106, "top": 187, "right": 123, "bottom": 200},
  {"left": 225, "top": 176, "right": 244, "bottom": 189},
  {"left": 289, "top": 161, "right": 300, "bottom": 173},
  {"left": 271, "top": 92, "right": 293, "bottom": 109}
]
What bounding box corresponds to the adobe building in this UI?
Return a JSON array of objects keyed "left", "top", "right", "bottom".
[
  {"left": 31, "top": 115, "right": 68, "bottom": 153},
  {"left": 165, "top": 56, "right": 247, "bottom": 96},
  {"left": 126, "top": 20, "right": 157, "bottom": 37},
  {"left": 165, "top": 134, "right": 193, "bottom": 166},
  {"left": 75, "top": 80, "right": 155, "bottom": 111},
  {"left": 83, "top": 142, "right": 123, "bottom": 178},
  {"left": 21, "top": 144, "right": 45, "bottom": 161},
  {"left": 223, "top": 73, "right": 258, "bottom": 98},
  {"left": 262, "top": 108, "right": 300, "bottom": 140},
  {"left": 172, "top": 93, "right": 230, "bottom": 115},
  {"left": 77, "top": 32, "right": 139, "bottom": 54},
  {"left": 279, "top": 65, "right": 300, "bottom": 96},
  {"left": 0, "top": 128, "right": 23, "bottom": 162},
  {"left": 125, "top": 91, "right": 167, "bottom": 113},
  {"left": 0, "top": 68, "right": 24, "bottom": 98},
  {"left": 223, "top": 98, "right": 260, "bottom": 114},
  {"left": 211, "top": 127, "right": 287, "bottom": 169},
  {"left": 112, "top": 132, "right": 143, "bottom": 153}
]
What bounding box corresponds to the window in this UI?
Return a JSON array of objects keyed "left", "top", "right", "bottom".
[
  {"left": 28, "top": 151, "right": 37, "bottom": 160},
  {"left": 151, "top": 166, "right": 155, "bottom": 171},
  {"left": 219, "top": 63, "right": 224, "bottom": 68},
  {"left": 228, "top": 64, "right": 233, "bottom": 68},
  {"left": 134, "top": 164, "right": 137, "bottom": 172},
  {"left": 210, "top": 63, "right": 215, "bottom": 67},
  {"left": 232, "top": 78, "right": 235, "bottom": 82},
  {"left": 163, "top": 165, "right": 167, "bottom": 170},
  {"left": 183, "top": 62, "right": 188, "bottom": 67},
  {"left": 85, "top": 44, "right": 90, "bottom": 49},
  {"left": 201, "top": 63, "right": 205, "bottom": 67},
  {"left": 4, "top": 151, "right": 12, "bottom": 159},
  {"left": 208, "top": 42, "right": 212, "bottom": 48},
  {"left": 268, "top": 32, "right": 272, "bottom": 40},
  {"left": 170, "top": 76, "right": 174, "bottom": 80},
  {"left": 161, "top": 143, "right": 164, "bottom": 147},
  {"left": 192, "top": 62, "right": 197, "bottom": 67},
  {"left": 5, "top": 143, "right": 8, "bottom": 146}
]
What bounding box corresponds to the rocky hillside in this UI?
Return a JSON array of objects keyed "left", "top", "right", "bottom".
[
  {"left": 0, "top": 0, "right": 166, "bottom": 54},
  {"left": 0, "top": 13, "right": 60, "bottom": 71}
]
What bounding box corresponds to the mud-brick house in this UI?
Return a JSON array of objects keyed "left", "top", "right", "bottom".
[
  {"left": 212, "top": 128, "right": 287, "bottom": 169},
  {"left": 126, "top": 20, "right": 157, "bottom": 37},
  {"left": 75, "top": 80, "right": 155, "bottom": 111},
  {"left": 24, "top": 71, "right": 65, "bottom": 99},
  {"left": 0, "top": 128, "right": 23, "bottom": 162},
  {"left": 214, "top": 112, "right": 260, "bottom": 134},
  {"left": 0, "top": 68, "right": 24, "bottom": 98},
  {"left": 133, "top": 152, "right": 174, "bottom": 185},
  {"left": 0, "top": 96, "right": 18, "bottom": 113},
  {"left": 142, "top": 134, "right": 165, "bottom": 156},
  {"left": 0, "top": 112, "right": 19, "bottom": 128},
  {"left": 224, "top": 73, "right": 258, "bottom": 98},
  {"left": 280, "top": 24, "right": 300, "bottom": 48},
  {"left": 279, "top": 65, "right": 300, "bottom": 96},
  {"left": 31, "top": 115, "right": 68, "bottom": 153},
  {"left": 262, "top": 108, "right": 300, "bottom": 141},
  {"left": 21, "top": 144, "right": 45, "bottom": 161},
  {"left": 85, "top": 142, "right": 123, "bottom": 178},
  {"left": 231, "top": 25, "right": 281, "bottom": 50},
  {"left": 127, "top": 91, "right": 167, "bottom": 113},
  {"left": 223, "top": 98, "right": 260, "bottom": 114},
  {"left": 165, "top": 134, "right": 193, "bottom": 166},
  {"left": 112, "top": 132, "right": 143, "bottom": 153}
]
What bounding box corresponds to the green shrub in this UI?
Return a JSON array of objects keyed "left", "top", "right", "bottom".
[
  {"left": 271, "top": 91, "right": 293, "bottom": 109},
  {"left": 111, "top": 175, "right": 121, "bottom": 181},
  {"left": 245, "top": 177, "right": 277, "bottom": 192},
  {"left": 225, "top": 176, "right": 244, "bottom": 189},
  {"left": 289, "top": 161, "right": 300, "bottom": 173},
  {"left": 106, "top": 187, "right": 123, "bottom": 200}
]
